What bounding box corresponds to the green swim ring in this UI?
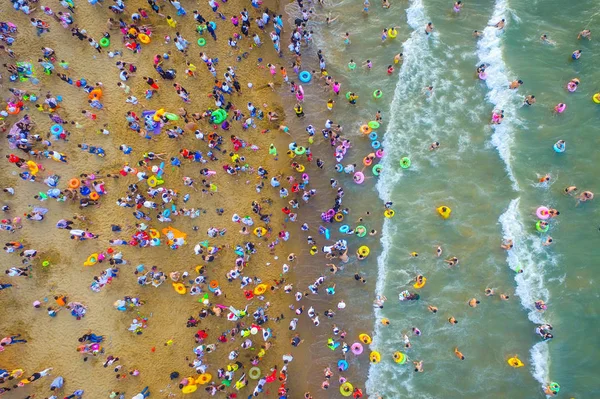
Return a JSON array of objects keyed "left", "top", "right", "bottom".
[{"left": 400, "top": 157, "right": 411, "bottom": 169}]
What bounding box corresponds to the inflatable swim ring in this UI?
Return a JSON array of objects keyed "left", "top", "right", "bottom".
[
  {"left": 335, "top": 163, "right": 343, "bottom": 172},
  {"left": 99, "top": 37, "right": 110, "bottom": 47},
  {"left": 372, "top": 164, "right": 383, "bottom": 176},
  {"left": 363, "top": 157, "right": 373, "bottom": 167},
  {"left": 359, "top": 333, "right": 372, "bottom": 344},
  {"left": 368, "top": 121, "right": 380, "bottom": 129},
  {"left": 507, "top": 356, "right": 524, "bottom": 368},
  {"left": 83, "top": 253, "right": 98, "bottom": 267},
  {"left": 400, "top": 157, "right": 411, "bottom": 169},
  {"left": 294, "top": 146, "right": 306, "bottom": 155},
  {"left": 375, "top": 149, "right": 384, "bottom": 158},
  {"left": 384, "top": 209, "right": 395, "bottom": 218},
  {"left": 89, "top": 192, "right": 100, "bottom": 201},
  {"left": 351, "top": 342, "right": 364, "bottom": 355},
  {"left": 197, "top": 38, "right": 206, "bottom": 46},
  {"left": 51, "top": 124, "right": 63, "bottom": 136},
  {"left": 181, "top": 385, "right": 197, "bottom": 394},
  {"left": 295, "top": 164, "right": 305, "bottom": 172},
  {"left": 339, "top": 225, "right": 350, "bottom": 234},
  {"left": 437, "top": 206, "right": 451, "bottom": 219},
  {"left": 393, "top": 351, "right": 406, "bottom": 364},
  {"left": 413, "top": 277, "right": 427, "bottom": 289},
  {"left": 353, "top": 171, "right": 365, "bottom": 184},
  {"left": 253, "top": 227, "right": 267, "bottom": 237},
  {"left": 340, "top": 382, "right": 354, "bottom": 397},
  {"left": 360, "top": 125, "right": 372, "bottom": 135},
  {"left": 254, "top": 283, "right": 268, "bottom": 295},
  {"left": 88, "top": 89, "right": 102, "bottom": 100},
  {"left": 68, "top": 178, "right": 80, "bottom": 189},
  {"left": 298, "top": 70, "right": 311, "bottom": 83},
  {"left": 479, "top": 71, "right": 487, "bottom": 80},
  {"left": 209, "top": 280, "right": 219, "bottom": 292},
  {"left": 334, "top": 213, "right": 344, "bottom": 222},
  {"left": 368, "top": 131, "right": 378, "bottom": 141},
  {"left": 549, "top": 382, "right": 560, "bottom": 393},
  {"left": 138, "top": 33, "right": 151, "bottom": 44},
  {"left": 553, "top": 142, "right": 565, "bottom": 153},
  {"left": 355, "top": 225, "right": 367, "bottom": 238},
  {"left": 369, "top": 351, "right": 381, "bottom": 363},
  {"left": 371, "top": 140, "right": 381, "bottom": 150},
  {"left": 337, "top": 359, "right": 348, "bottom": 371},
  {"left": 555, "top": 103, "right": 566, "bottom": 113},
  {"left": 388, "top": 28, "right": 397, "bottom": 38},
  {"left": 197, "top": 373, "right": 212, "bottom": 384},
  {"left": 249, "top": 367, "right": 261, "bottom": 380},
  {"left": 357, "top": 246, "right": 370, "bottom": 258},
  {"left": 536, "top": 206, "right": 550, "bottom": 220},
  {"left": 373, "top": 90, "right": 383, "bottom": 99},
  {"left": 593, "top": 93, "right": 600, "bottom": 104},
  {"left": 535, "top": 220, "right": 549, "bottom": 233},
  {"left": 149, "top": 229, "right": 160, "bottom": 239},
  {"left": 147, "top": 175, "right": 159, "bottom": 187},
  {"left": 173, "top": 282, "right": 186, "bottom": 295}
]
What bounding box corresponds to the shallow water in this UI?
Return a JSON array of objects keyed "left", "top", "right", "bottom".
[{"left": 291, "top": 0, "right": 600, "bottom": 397}]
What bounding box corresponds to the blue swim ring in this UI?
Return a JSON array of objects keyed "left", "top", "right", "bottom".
[
  {"left": 368, "top": 132, "right": 378, "bottom": 141},
  {"left": 335, "top": 163, "right": 343, "bottom": 172},
  {"left": 163, "top": 209, "right": 171, "bottom": 217},
  {"left": 553, "top": 143, "right": 565, "bottom": 153},
  {"left": 371, "top": 141, "right": 381, "bottom": 149},
  {"left": 339, "top": 225, "right": 350, "bottom": 234},
  {"left": 298, "top": 71, "right": 311, "bottom": 83}
]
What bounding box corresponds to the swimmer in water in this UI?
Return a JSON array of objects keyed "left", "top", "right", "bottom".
[
  {"left": 454, "top": 347, "right": 465, "bottom": 360},
  {"left": 473, "top": 30, "right": 481, "bottom": 37},
  {"left": 577, "top": 190, "right": 594, "bottom": 204},
  {"left": 425, "top": 22, "right": 434, "bottom": 35},
  {"left": 494, "top": 19, "right": 505, "bottom": 29},
  {"left": 453, "top": 1, "right": 462, "bottom": 12},
  {"left": 448, "top": 316, "right": 458, "bottom": 324},
  {"left": 509, "top": 79, "right": 523, "bottom": 89},
  {"left": 577, "top": 29, "right": 591, "bottom": 40},
  {"left": 393, "top": 53, "right": 403, "bottom": 64},
  {"left": 540, "top": 34, "right": 556, "bottom": 45},
  {"left": 564, "top": 186, "right": 577, "bottom": 195},
  {"left": 413, "top": 360, "right": 423, "bottom": 372},
  {"left": 436, "top": 246, "right": 442, "bottom": 257},
  {"left": 429, "top": 141, "right": 440, "bottom": 151},
  {"left": 428, "top": 305, "right": 438, "bottom": 313},
  {"left": 444, "top": 257, "right": 458, "bottom": 267},
  {"left": 539, "top": 174, "right": 551, "bottom": 183},
  {"left": 543, "top": 236, "right": 553, "bottom": 246},
  {"left": 468, "top": 298, "right": 480, "bottom": 307},
  {"left": 524, "top": 95, "right": 536, "bottom": 105},
  {"left": 485, "top": 288, "right": 494, "bottom": 296},
  {"left": 500, "top": 293, "right": 510, "bottom": 301},
  {"left": 382, "top": 0, "right": 390, "bottom": 9},
  {"left": 501, "top": 239, "right": 513, "bottom": 250},
  {"left": 572, "top": 49, "right": 582, "bottom": 60}
]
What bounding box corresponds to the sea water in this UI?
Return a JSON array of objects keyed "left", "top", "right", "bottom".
[{"left": 286, "top": 0, "right": 599, "bottom": 397}]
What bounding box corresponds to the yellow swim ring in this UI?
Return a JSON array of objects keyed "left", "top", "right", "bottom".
[
  {"left": 384, "top": 209, "right": 395, "bottom": 218},
  {"left": 173, "top": 282, "right": 186, "bottom": 295},
  {"left": 388, "top": 28, "right": 398, "bottom": 38},
  {"left": 334, "top": 212, "right": 344, "bottom": 222},
  {"left": 369, "top": 351, "right": 381, "bottom": 363},
  {"left": 507, "top": 356, "right": 524, "bottom": 368},
  {"left": 357, "top": 246, "right": 370, "bottom": 258},
  {"left": 253, "top": 227, "right": 267, "bottom": 237},
  {"left": 84, "top": 253, "right": 98, "bottom": 266},
  {"left": 295, "top": 164, "right": 305, "bottom": 172},
  {"left": 359, "top": 333, "right": 372, "bottom": 344},
  {"left": 149, "top": 229, "right": 160, "bottom": 239},
  {"left": 413, "top": 277, "right": 427, "bottom": 289},
  {"left": 196, "top": 373, "right": 212, "bottom": 384},
  {"left": 254, "top": 283, "right": 268, "bottom": 295},
  {"left": 437, "top": 206, "right": 452, "bottom": 219},
  {"left": 593, "top": 93, "right": 600, "bottom": 104},
  {"left": 147, "top": 175, "right": 158, "bottom": 187},
  {"left": 393, "top": 351, "right": 406, "bottom": 364},
  {"left": 138, "top": 33, "right": 151, "bottom": 44},
  {"left": 181, "top": 384, "right": 197, "bottom": 394}
]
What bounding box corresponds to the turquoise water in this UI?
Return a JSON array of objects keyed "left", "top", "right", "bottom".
[{"left": 286, "top": 0, "right": 599, "bottom": 396}]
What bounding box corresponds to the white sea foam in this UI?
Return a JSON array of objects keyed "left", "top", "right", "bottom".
[
  {"left": 499, "top": 198, "right": 551, "bottom": 387},
  {"left": 476, "top": 0, "right": 522, "bottom": 191},
  {"left": 368, "top": 0, "right": 431, "bottom": 396}
]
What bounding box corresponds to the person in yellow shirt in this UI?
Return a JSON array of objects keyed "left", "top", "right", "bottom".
[{"left": 166, "top": 16, "right": 177, "bottom": 28}]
